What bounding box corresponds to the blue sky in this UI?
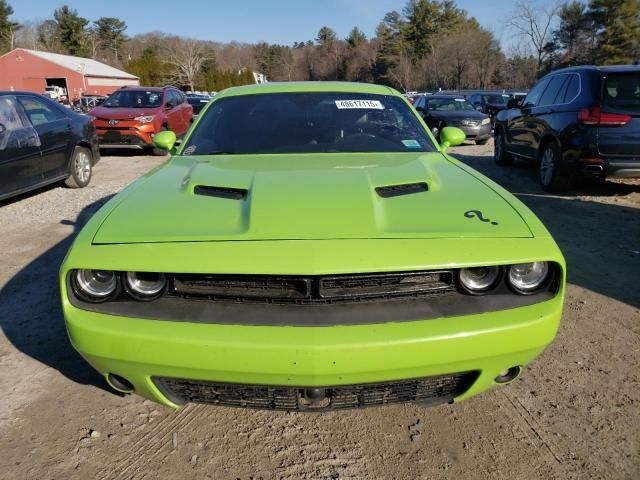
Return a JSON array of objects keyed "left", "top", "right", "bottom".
[{"left": 11, "top": 0, "right": 555, "bottom": 48}]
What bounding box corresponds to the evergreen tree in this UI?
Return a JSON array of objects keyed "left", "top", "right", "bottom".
[
  {"left": 590, "top": 0, "right": 640, "bottom": 64},
  {"left": 402, "top": 0, "right": 466, "bottom": 58},
  {"left": 53, "top": 5, "right": 89, "bottom": 56},
  {"left": 0, "top": 0, "right": 20, "bottom": 53},
  {"left": 373, "top": 11, "right": 405, "bottom": 85},
  {"left": 315, "top": 26, "right": 337, "bottom": 47},
  {"left": 94, "top": 16, "right": 127, "bottom": 62},
  {"left": 346, "top": 27, "right": 367, "bottom": 47}
]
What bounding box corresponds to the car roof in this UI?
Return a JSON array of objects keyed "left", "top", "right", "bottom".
[
  {"left": 215, "top": 81, "right": 399, "bottom": 99},
  {"left": 426, "top": 95, "right": 469, "bottom": 100},
  {"left": 118, "top": 86, "right": 166, "bottom": 92},
  {"left": 550, "top": 65, "right": 640, "bottom": 74}
]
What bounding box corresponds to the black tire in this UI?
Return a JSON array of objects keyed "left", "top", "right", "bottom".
[
  {"left": 64, "top": 146, "right": 92, "bottom": 188},
  {"left": 475, "top": 138, "right": 489, "bottom": 145},
  {"left": 538, "top": 141, "right": 571, "bottom": 192},
  {"left": 151, "top": 126, "right": 170, "bottom": 156},
  {"left": 494, "top": 129, "right": 512, "bottom": 165}
]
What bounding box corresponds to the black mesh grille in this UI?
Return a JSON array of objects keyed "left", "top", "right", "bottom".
[
  {"left": 154, "top": 372, "right": 477, "bottom": 410},
  {"left": 170, "top": 271, "right": 455, "bottom": 305}
]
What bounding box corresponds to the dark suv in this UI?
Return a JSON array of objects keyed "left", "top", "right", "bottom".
[{"left": 494, "top": 65, "right": 640, "bottom": 191}]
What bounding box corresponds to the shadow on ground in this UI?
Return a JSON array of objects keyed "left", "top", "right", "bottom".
[
  {"left": 454, "top": 151, "right": 640, "bottom": 308},
  {"left": 0, "top": 195, "right": 119, "bottom": 394}
]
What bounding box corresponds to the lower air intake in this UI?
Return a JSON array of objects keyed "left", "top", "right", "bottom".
[{"left": 154, "top": 372, "right": 478, "bottom": 411}]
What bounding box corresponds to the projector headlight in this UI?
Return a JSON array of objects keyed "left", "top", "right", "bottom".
[
  {"left": 72, "top": 269, "right": 117, "bottom": 302},
  {"left": 134, "top": 115, "right": 155, "bottom": 124},
  {"left": 458, "top": 266, "right": 501, "bottom": 294},
  {"left": 508, "top": 262, "right": 550, "bottom": 294},
  {"left": 124, "top": 271, "right": 166, "bottom": 300}
]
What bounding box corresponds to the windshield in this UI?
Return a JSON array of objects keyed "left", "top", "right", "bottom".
[
  {"left": 427, "top": 98, "right": 475, "bottom": 111},
  {"left": 182, "top": 92, "right": 436, "bottom": 155},
  {"left": 602, "top": 74, "right": 640, "bottom": 111},
  {"left": 482, "top": 94, "right": 509, "bottom": 105},
  {"left": 103, "top": 90, "right": 163, "bottom": 108}
]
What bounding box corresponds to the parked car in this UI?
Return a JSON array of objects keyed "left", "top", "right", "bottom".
[
  {"left": 467, "top": 92, "right": 511, "bottom": 122},
  {"left": 0, "top": 92, "right": 99, "bottom": 202},
  {"left": 494, "top": 65, "right": 640, "bottom": 191},
  {"left": 89, "top": 86, "right": 193, "bottom": 155},
  {"left": 61, "top": 82, "right": 565, "bottom": 411},
  {"left": 414, "top": 95, "right": 491, "bottom": 144},
  {"left": 72, "top": 95, "right": 106, "bottom": 114},
  {"left": 186, "top": 94, "right": 211, "bottom": 117}
]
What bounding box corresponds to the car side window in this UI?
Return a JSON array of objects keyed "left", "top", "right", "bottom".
[
  {"left": 0, "top": 96, "right": 41, "bottom": 151},
  {"left": 562, "top": 74, "right": 580, "bottom": 103},
  {"left": 523, "top": 77, "right": 551, "bottom": 108},
  {"left": 17, "top": 96, "right": 66, "bottom": 126},
  {"left": 552, "top": 75, "right": 571, "bottom": 104},
  {"left": 538, "top": 75, "right": 567, "bottom": 107}
]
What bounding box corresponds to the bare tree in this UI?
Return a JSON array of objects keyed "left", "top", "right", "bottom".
[
  {"left": 508, "top": 0, "right": 561, "bottom": 72},
  {"left": 164, "top": 37, "right": 210, "bottom": 91}
]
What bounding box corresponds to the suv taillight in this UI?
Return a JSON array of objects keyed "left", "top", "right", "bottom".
[{"left": 578, "top": 106, "right": 631, "bottom": 127}]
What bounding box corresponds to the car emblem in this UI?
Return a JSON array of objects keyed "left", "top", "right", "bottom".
[{"left": 108, "top": 119, "right": 119, "bottom": 126}]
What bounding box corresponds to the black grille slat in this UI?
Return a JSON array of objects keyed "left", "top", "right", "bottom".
[
  {"left": 194, "top": 185, "right": 248, "bottom": 200},
  {"left": 169, "top": 271, "right": 455, "bottom": 305},
  {"left": 154, "top": 372, "right": 477, "bottom": 410}
]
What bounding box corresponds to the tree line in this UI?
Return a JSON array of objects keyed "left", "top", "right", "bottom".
[{"left": 0, "top": 0, "right": 638, "bottom": 93}]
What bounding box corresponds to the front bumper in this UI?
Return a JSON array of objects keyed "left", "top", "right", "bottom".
[
  {"left": 95, "top": 122, "right": 156, "bottom": 149},
  {"left": 64, "top": 295, "right": 562, "bottom": 408},
  {"left": 457, "top": 123, "right": 492, "bottom": 140}
]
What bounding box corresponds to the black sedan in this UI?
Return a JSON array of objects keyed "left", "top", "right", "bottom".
[
  {"left": 0, "top": 92, "right": 99, "bottom": 202},
  {"left": 466, "top": 92, "right": 511, "bottom": 123},
  {"left": 413, "top": 95, "right": 492, "bottom": 144},
  {"left": 186, "top": 94, "right": 211, "bottom": 117}
]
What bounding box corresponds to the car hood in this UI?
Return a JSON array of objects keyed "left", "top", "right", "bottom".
[
  {"left": 89, "top": 106, "right": 160, "bottom": 120},
  {"left": 92, "top": 153, "right": 533, "bottom": 244}
]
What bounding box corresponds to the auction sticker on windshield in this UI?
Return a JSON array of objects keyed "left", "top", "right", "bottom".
[{"left": 335, "top": 100, "right": 384, "bottom": 110}]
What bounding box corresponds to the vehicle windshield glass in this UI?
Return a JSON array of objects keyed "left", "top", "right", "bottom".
[
  {"left": 427, "top": 98, "right": 475, "bottom": 111},
  {"left": 182, "top": 92, "right": 436, "bottom": 155},
  {"left": 602, "top": 73, "right": 640, "bottom": 111},
  {"left": 482, "top": 94, "right": 509, "bottom": 104},
  {"left": 103, "top": 90, "right": 163, "bottom": 108}
]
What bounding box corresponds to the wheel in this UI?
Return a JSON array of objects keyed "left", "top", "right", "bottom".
[
  {"left": 494, "top": 129, "right": 512, "bottom": 165},
  {"left": 475, "top": 138, "right": 489, "bottom": 145},
  {"left": 539, "top": 142, "right": 570, "bottom": 192},
  {"left": 65, "top": 146, "right": 92, "bottom": 188},
  {"left": 151, "top": 126, "right": 170, "bottom": 156}
]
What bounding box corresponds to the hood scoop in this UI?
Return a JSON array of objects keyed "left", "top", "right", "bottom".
[
  {"left": 194, "top": 185, "right": 248, "bottom": 200},
  {"left": 375, "top": 182, "right": 428, "bottom": 198}
]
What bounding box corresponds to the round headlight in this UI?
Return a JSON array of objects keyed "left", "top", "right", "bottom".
[
  {"left": 458, "top": 266, "right": 501, "bottom": 294},
  {"left": 73, "top": 269, "right": 117, "bottom": 301},
  {"left": 508, "top": 262, "right": 549, "bottom": 294},
  {"left": 124, "top": 272, "right": 166, "bottom": 300}
]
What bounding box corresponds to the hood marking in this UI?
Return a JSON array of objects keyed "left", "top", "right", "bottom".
[{"left": 464, "top": 209, "right": 498, "bottom": 225}]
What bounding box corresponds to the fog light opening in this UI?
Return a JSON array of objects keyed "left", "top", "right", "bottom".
[
  {"left": 107, "top": 373, "right": 135, "bottom": 393},
  {"left": 494, "top": 366, "right": 521, "bottom": 384}
]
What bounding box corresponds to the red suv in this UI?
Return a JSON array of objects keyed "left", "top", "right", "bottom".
[{"left": 89, "top": 86, "right": 193, "bottom": 154}]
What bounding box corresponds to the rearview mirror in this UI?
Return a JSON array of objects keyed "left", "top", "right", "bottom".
[
  {"left": 153, "top": 130, "right": 176, "bottom": 152},
  {"left": 439, "top": 126, "right": 465, "bottom": 152}
]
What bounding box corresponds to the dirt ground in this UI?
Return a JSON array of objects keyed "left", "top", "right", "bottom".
[{"left": 0, "top": 143, "right": 638, "bottom": 480}]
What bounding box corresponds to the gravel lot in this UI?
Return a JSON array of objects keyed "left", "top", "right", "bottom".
[{"left": 0, "top": 144, "right": 638, "bottom": 479}]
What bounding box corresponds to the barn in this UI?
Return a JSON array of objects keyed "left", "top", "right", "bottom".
[{"left": 0, "top": 48, "right": 139, "bottom": 102}]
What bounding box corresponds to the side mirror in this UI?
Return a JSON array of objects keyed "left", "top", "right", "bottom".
[
  {"left": 0, "top": 123, "right": 5, "bottom": 135},
  {"left": 153, "top": 130, "right": 176, "bottom": 152},
  {"left": 474, "top": 105, "right": 483, "bottom": 112},
  {"left": 438, "top": 126, "right": 465, "bottom": 152},
  {"left": 415, "top": 105, "right": 424, "bottom": 112},
  {"left": 507, "top": 98, "right": 520, "bottom": 109}
]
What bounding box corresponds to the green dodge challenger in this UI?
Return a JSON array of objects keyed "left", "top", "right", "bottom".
[{"left": 60, "top": 82, "right": 565, "bottom": 410}]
